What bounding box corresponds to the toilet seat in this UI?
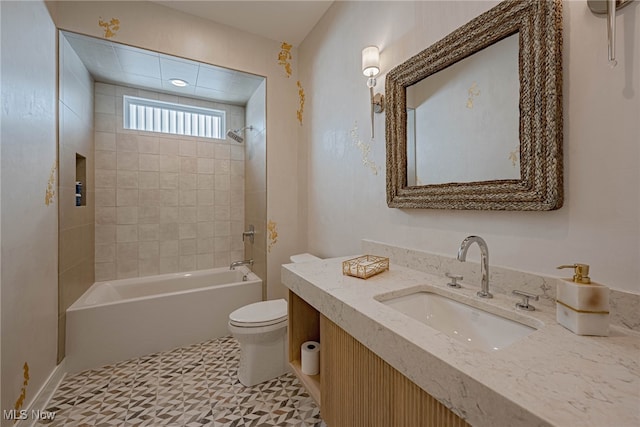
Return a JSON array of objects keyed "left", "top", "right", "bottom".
[{"left": 229, "top": 299, "right": 287, "bottom": 328}]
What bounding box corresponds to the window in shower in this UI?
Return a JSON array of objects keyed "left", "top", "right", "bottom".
[{"left": 123, "top": 95, "right": 226, "bottom": 139}]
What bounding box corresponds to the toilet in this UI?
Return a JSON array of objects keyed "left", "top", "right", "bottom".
[{"left": 228, "top": 253, "right": 321, "bottom": 387}]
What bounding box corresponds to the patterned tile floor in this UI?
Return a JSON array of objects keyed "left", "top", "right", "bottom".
[{"left": 38, "top": 336, "right": 322, "bottom": 426}]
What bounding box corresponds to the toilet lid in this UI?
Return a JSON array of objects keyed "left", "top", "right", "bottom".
[{"left": 229, "top": 299, "right": 287, "bottom": 327}]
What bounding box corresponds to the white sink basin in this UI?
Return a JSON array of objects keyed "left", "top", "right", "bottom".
[{"left": 380, "top": 292, "right": 535, "bottom": 351}]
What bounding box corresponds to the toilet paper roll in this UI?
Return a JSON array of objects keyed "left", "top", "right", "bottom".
[{"left": 301, "top": 341, "right": 320, "bottom": 375}]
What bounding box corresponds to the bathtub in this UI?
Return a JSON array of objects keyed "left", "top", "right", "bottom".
[{"left": 65, "top": 266, "right": 262, "bottom": 373}]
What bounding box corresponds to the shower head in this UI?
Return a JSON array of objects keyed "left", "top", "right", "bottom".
[{"left": 226, "top": 125, "right": 254, "bottom": 143}]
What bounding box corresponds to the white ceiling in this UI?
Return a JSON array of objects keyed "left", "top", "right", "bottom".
[
  {"left": 63, "top": 31, "right": 265, "bottom": 105},
  {"left": 151, "top": 1, "right": 334, "bottom": 46},
  {"left": 62, "top": 1, "right": 333, "bottom": 105}
]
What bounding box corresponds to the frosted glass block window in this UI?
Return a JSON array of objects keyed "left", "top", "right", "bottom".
[{"left": 123, "top": 96, "right": 225, "bottom": 139}]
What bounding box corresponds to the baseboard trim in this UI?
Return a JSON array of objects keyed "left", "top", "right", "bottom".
[{"left": 16, "top": 359, "right": 66, "bottom": 427}]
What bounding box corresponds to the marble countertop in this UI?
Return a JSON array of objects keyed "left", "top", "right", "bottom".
[{"left": 282, "top": 257, "right": 640, "bottom": 427}]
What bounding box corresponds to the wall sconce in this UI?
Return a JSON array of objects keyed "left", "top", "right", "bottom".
[
  {"left": 588, "top": 0, "right": 633, "bottom": 68},
  {"left": 362, "top": 45, "right": 385, "bottom": 138}
]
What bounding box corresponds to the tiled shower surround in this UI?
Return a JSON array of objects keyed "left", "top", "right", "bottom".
[{"left": 94, "top": 83, "right": 246, "bottom": 280}]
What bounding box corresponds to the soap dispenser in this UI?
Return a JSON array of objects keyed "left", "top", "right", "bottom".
[{"left": 556, "top": 264, "right": 609, "bottom": 336}]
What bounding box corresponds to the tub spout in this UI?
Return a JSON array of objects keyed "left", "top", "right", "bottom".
[{"left": 230, "top": 259, "right": 254, "bottom": 270}]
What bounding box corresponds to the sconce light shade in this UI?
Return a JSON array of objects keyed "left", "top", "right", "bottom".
[{"left": 362, "top": 46, "right": 380, "bottom": 77}]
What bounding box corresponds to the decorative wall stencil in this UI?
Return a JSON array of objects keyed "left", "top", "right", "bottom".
[
  {"left": 45, "top": 160, "right": 56, "bottom": 206},
  {"left": 278, "top": 42, "right": 293, "bottom": 78},
  {"left": 98, "top": 17, "right": 120, "bottom": 38},
  {"left": 351, "top": 122, "right": 380, "bottom": 175},
  {"left": 296, "top": 81, "right": 305, "bottom": 125},
  {"left": 14, "top": 362, "right": 30, "bottom": 414},
  {"left": 466, "top": 81, "right": 480, "bottom": 109},
  {"left": 267, "top": 220, "right": 278, "bottom": 253},
  {"left": 509, "top": 146, "right": 520, "bottom": 167}
]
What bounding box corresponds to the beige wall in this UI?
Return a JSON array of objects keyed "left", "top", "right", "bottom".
[
  {"left": 54, "top": 0, "right": 303, "bottom": 301},
  {"left": 58, "top": 34, "right": 95, "bottom": 362},
  {"left": 298, "top": 0, "right": 640, "bottom": 294},
  {"left": 94, "top": 83, "right": 246, "bottom": 279},
  {"left": 245, "top": 80, "right": 267, "bottom": 297},
  {"left": 0, "top": 1, "right": 58, "bottom": 423}
]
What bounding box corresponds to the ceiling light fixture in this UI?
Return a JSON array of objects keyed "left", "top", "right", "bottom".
[{"left": 170, "top": 78, "right": 189, "bottom": 87}]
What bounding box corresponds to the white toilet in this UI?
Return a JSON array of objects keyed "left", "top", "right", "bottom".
[{"left": 228, "top": 253, "right": 321, "bottom": 387}]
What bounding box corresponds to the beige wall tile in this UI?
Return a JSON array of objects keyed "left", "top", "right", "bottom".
[
  {"left": 96, "top": 188, "right": 116, "bottom": 207},
  {"left": 95, "top": 262, "right": 115, "bottom": 281},
  {"left": 117, "top": 258, "right": 138, "bottom": 279},
  {"left": 116, "top": 224, "right": 138, "bottom": 242},
  {"left": 139, "top": 206, "right": 160, "bottom": 224},
  {"left": 179, "top": 140, "right": 196, "bottom": 157},
  {"left": 159, "top": 172, "right": 179, "bottom": 189},
  {"left": 138, "top": 223, "right": 159, "bottom": 241},
  {"left": 179, "top": 239, "right": 197, "bottom": 255},
  {"left": 117, "top": 151, "right": 139, "bottom": 170},
  {"left": 94, "top": 83, "right": 247, "bottom": 279},
  {"left": 160, "top": 240, "right": 179, "bottom": 257},
  {"left": 96, "top": 150, "right": 116, "bottom": 170},
  {"left": 138, "top": 135, "right": 159, "bottom": 154},
  {"left": 139, "top": 171, "right": 160, "bottom": 189},
  {"left": 116, "top": 242, "right": 138, "bottom": 261},
  {"left": 197, "top": 158, "right": 214, "bottom": 174},
  {"left": 117, "top": 206, "right": 138, "bottom": 224},
  {"left": 159, "top": 138, "right": 179, "bottom": 155},
  {"left": 197, "top": 254, "right": 214, "bottom": 269},
  {"left": 139, "top": 153, "right": 159, "bottom": 171},
  {"left": 197, "top": 189, "right": 214, "bottom": 206},
  {"left": 116, "top": 134, "right": 138, "bottom": 152},
  {"left": 95, "top": 132, "right": 116, "bottom": 151},
  {"left": 197, "top": 221, "right": 214, "bottom": 238},
  {"left": 117, "top": 170, "right": 138, "bottom": 188},
  {"left": 96, "top": 206, "right": 116, "bottom": 225},
  {"left": 117, "top": 188, "right": 138, "bottom": 206},
  {"left": 140, "top": 189, "right": 160, "bottom": 206},
  {"left": 160, "top": 189, "right": 179, "bottom": 206},
  {"left": 180, "top": 157, "right": 197, "bottom": 173},
  {"left": 179, "top": 207, "right": 197, "bottom": 223},
  {"left": 159, "top": 223, "right": 179, "bottom": 240},
  {"left": 159, "top": 154, "right": 179, "bottom": 172},
  {"left": 95, "top": 224, "right": 116, "bottom": 244},
  {"left": 214, "top": 251, "right": 231, "bottom": 268},
  {"left": 197, "top": 141, "right": 214, "bottom": 158},
  {"left": 138, "top": 241, "right": 159, "bottom": 259},
  {"left": 179, "top": 190, "right": 197, "bottom": 206},
  {"left": 159, "top": 207, "right": 179, "bottom": 223},
  {"left": 95, "top": 113, "right": 116, "bottom": 132},
  {"left": 95, "top": 243, "right": 115, "bottom": 263},
  {"left": 180, "top": 255, "right": 196, "bottom": 271},
  {"left": 197, "top": 237, "right": 214, "bottom": 254},
  {"left": 160, "top": 256, "right": 180, "bottom": 273},
  {"left": 197, "top": 174, "right": 214, "bottom": 190},
  {"left": 139, "top": 258, "right": 159, "bottom": 276},
  {"left": 180, "top": 173, "right": 197, "bottom": 190},
  {"left": 96, "top": 169, "right": 116, "bottom": 188}
]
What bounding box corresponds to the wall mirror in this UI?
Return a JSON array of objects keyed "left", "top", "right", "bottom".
[{"left": 386, "top": 0, "right": 563, "bottom": 210}]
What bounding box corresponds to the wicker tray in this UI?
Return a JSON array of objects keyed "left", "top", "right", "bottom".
[{"left": 342, "top": 255, "right": 389, "bottom": 279}]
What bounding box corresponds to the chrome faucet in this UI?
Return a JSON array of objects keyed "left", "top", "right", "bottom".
[
  {"left": 457, "top": 236, "right": 492, "bottom": 299},
  {"left": 230, "top": 259, "right": 254, "bottom": 270}
]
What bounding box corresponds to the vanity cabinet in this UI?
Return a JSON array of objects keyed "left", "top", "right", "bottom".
[{"left": 288, "top": 290, "right": 470, "bottom": 427}]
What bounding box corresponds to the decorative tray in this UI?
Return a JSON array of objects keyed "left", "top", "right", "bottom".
[{"left": 342, "top": 255, "right": 390, "bottom": 279}]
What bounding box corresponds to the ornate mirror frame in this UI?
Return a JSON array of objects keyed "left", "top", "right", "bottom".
[{"left": 386, "top": 0, "right": 563, "bottom": 210}]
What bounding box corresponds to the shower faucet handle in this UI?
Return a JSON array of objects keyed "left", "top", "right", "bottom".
[{"left": 242, "top": 225, "right": 255, "bottom": 244}]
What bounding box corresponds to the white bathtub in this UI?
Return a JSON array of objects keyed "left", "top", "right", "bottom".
[{"left": 65, "top": 266, "right": 262, "bottom": 373}]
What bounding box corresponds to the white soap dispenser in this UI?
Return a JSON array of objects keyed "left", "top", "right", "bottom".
[{"left": 556, "top": 263, "right": 609, "bottom": 336}]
